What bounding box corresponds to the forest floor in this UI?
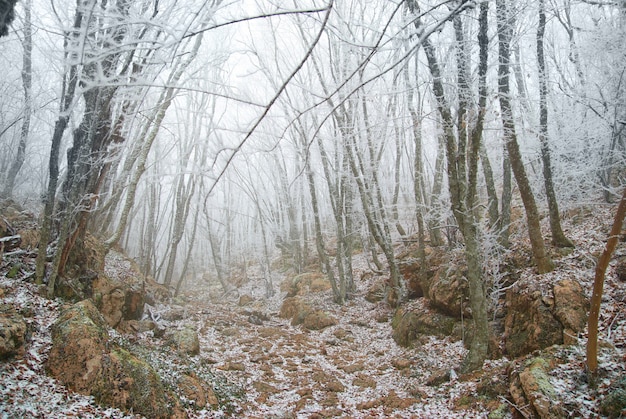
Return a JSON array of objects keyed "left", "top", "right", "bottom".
[{"left": 1, "top": 200, "right": 626, "bottom": 418}]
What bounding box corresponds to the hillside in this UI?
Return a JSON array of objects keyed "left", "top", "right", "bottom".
[{"left": 1, "top": 200, "right": 625, "bottom": 418}]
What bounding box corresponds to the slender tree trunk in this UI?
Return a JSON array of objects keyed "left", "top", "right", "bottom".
[
  {"left": 174, "top": 199, "right": 200, "bottom": 297},
  {"left": 537, "top": 0, "right": 574, "bottom": 248},
  {"left": 500, "top": 149, "right": 512, "bottom": 247},
  {"left": 163, "top": 177, "right": 196, "bottom": 288},
  {"left": 429, "top": 135, "right": 445, "bottom": 246},
  {"left": 479, "top": 143, "right": 500, "bottom": 230},
  {"left": 1, "top": 0, "right": 31, "bottom": 199},
  {"left": 496, "top": 0, "right": 554, "bottom": 273},
  {"left": 303, "top": 136, "right": 337, "bottom": 298},
  {"left": 406, "top": 59, "right": 427, "bottom": 284},
  {"left": 414, "top": 0, "right": 490, "bottom": 372},
  {"left": 587, "top": 186, "right": 626, "bottom": 380},
  {"left": 36, "top": 8, "right": 83, "bottom": 285}
]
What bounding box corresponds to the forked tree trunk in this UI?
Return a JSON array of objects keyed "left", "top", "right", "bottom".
[
  {"left": 496, "top": 0, "right": 554, "bottom": 273},
  {"left": 414, "top": 0, "right": 490, "bottom": 372}
]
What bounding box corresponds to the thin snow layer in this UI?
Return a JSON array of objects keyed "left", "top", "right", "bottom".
[
  {"left": 1, "top": 202, "right": 625, "bottom": 418},
  {"left": 0, "top": 277, "right": 140, "bottom": 418}
]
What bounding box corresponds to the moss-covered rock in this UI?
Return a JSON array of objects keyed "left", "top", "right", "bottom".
[
  {"left": 509, "top": 356, "right": 564, "bottom": 419},
  {"left": 391, "top": 302, "right": 458, "bottom": 347},
  {"left": 92, "top": 347, "right": 179, "bottom": 418},
  {"left": 46, "top": 300, "right": 109, "bottom": 394},
  {"left": 46, "top": 300, "right": 184, "bottom": 418},
  {"left": 303, "top": 310, "right": 338, "bottom": 330},
  {"left": 0, "top": 305, "right": 28, "bottom": 360},
  {"left": 504, "top": 279, "right": 563, "bottom": 358},
  {"left": 169, "top": 325, "right": 200, "bottom": 355},
  {"left": 601, "top": 377, "right": 626, "bottom": 418}
]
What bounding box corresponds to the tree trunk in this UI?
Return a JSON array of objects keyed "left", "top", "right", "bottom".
[
  {"left": 35, "top": 7, "right": 83, "bottom": 285},
  {"left": 496, "top": 0, "right": 554, "bottom": 273},
  {"left": 587, "top": 186, "right": 626, "bottom": 380},
  {"left": 537, "top": 0, "right": 574, "bottom": 248},
  {"left": 414, "top": 0, "right": 490, "bottom": 372},
  {"left": 479, "top": 143, "right": 500, "bottom": 230},
  {"left": 1, "top": 0, "right": 31, "bottom": 199}
]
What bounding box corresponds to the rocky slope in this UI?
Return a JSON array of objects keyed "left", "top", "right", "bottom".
[{"left": 1, "top": 200, "right": 625, "bottom": 418}]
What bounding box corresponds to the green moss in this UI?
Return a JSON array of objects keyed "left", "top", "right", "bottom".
[
  {"left": 51, "top": 300, "right": 108, "bottom": 344},
  {"left": 6, "top": 263, "right": 21, "bottom": 278},
  {"left": 525, "top": 357, "right": 556, "bottom": 399},
  {"left": 488, "top": 403, "right": 509, "bottom": 419},
  {"left": 93, "top": 347, "right": 172, "bottom": 418},
  {"left": 601, "top": 377, "right": 626, "bottom": 418}
]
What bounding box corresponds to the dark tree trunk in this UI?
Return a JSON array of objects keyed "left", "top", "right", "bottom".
[
  {"left": 537, "top": 0, "right": 574, "bottom": 248},
  {"left": 496, "top": 0, "right": 554, "bottom": 273}
]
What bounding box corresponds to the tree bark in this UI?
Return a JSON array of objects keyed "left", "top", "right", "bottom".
[
  {"left": 537, "top": 0, "right": 574, "bottom": 248},
  {"left": 1, "top": 0, "right": 31, "bottom": 199},
  {"left": 496, "top": 0, "right": 554, "bottom": 273},
  {"left": 36, "top": 6, "right": 83, "bottom": 286},
  {"left": 413, "top": 0, "right": 491, "bottom": 372},
  {"left": 587, "top": 186, "right": 626, "bottom": 380}
]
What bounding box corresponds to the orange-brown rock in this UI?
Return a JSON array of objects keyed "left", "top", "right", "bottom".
[
  {"left": 46, "top": 300, "right": 184, "bottom": 418},
  {"left": 0, "top": 305, "right": 28, "bottom": 360}
]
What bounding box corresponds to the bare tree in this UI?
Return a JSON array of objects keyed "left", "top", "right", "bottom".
[
  {"left": 1, "top": 0, "right": 31, "bottom": 199},
  {"left": 537, "top": 0, "right": 574, "bottom": 248},
  {"left": 408, "top": 0, "right": 490, "bottom": 372},
  {"left": 496, "top": 0, "right": 554, "bottom": 274}
]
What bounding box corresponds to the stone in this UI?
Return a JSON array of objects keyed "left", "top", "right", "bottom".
[
  {"left": 46, "top": 300, "right": 109, "bottom": 394},
  {"left": 427, "top": 266, "right": 470, "bottom": 318},
  {"left": 0, "top": 306, "right": 28, "bottom": 360},
  {"left": 46, "top": 300, "right": 182, "bottom": 418},
  {"left": 553, "top": 279, "right": 588, "bottom": 345},
  {"left": 303, "top": 310, "right": 337, "bottom": 331},
  {"left": 504, "top": 279, "right": 563, "bottom": 358},
  {"left": 518, "top": 358, "right": 564, "bottom": 419},
  {"left": 391, "top": 302, "right": 458, "bottom": 348},
  {"left": 169, "top": 326, "right": 200, "bottom": 355}
]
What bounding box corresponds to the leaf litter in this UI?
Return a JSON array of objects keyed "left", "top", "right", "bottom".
[{"left": 0, "top": 202, "right": 625, "bottom": 418}]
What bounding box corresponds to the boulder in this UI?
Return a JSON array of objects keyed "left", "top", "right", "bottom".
[
  {"left": 504, "top": 278, "right": 588, "bottom": 357},
  {"left": 302, "top": 310, "right": 337, "bottom": 331},
  {"left": 504, "top": 280, "right": 563, "bottom": 358},
  {"left": 46, "top": 300, "right": 182, "bottom": 418},
  {"left": 169, "top": 326, "right": 200, "bottom": 355},
  {"left": 46, "top": 300, "right": 109, "bottom": 394},
  {"left": 552, "top": 279, "right": 588, "bottom": 345},
  {"left": 93, "top": 347, "right": 178, "bottom": 419},
  {"left": 510, "top": 357, "right": 564, "bottom": 419},
  {"left": 0, "top": 305, "right": 28, "bottom": 360},
  {"left": 391, "top": 301, "right": 458, "bottom": 347},
  {"left": 91, "top": 275, "right": 145, "bottom": 329},
  {"left": 428, "top": 266, "right": 470, "bottom": 318}
]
